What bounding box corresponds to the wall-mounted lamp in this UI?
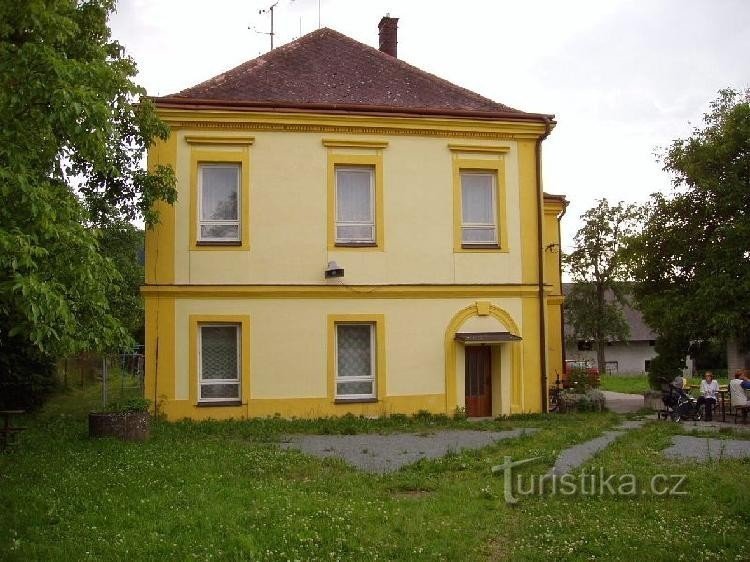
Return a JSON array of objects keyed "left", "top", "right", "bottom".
[{"left": 325, "top": 261, "right": 344, "bottom": 279}]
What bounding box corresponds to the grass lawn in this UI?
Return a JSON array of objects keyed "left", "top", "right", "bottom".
[
  {"left": 599, "top": 374, "right": 652, "bottom": 394},
  {"left": 2, "top": 386, "right": 750, "bottom": 560}
]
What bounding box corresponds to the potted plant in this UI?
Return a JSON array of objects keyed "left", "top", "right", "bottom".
[{"left": 88, "top": 398, "right": 152, "bottom": 442}]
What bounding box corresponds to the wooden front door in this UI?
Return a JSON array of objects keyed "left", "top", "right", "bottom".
[{"left": 465, "top": 346, "right": 492, "bottom": 417}]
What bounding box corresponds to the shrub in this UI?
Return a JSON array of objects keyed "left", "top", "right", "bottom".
[
  {"left": 647, "top": 335, "right": 688, "bottom": 389},
  {"left": 0, "top": 335, "right": 58, "bottom": 410},
  {"left": 108, "top": 397, "right": 151, "bottom": 413},
  {"left": 567, "top": 367, "right": 599, "bottom": 391}
]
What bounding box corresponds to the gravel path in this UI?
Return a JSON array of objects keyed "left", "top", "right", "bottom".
[
  {"left": 280, "top": 428, "right": 538, "bottom": 473},
  {"left": 602, "top": 390, "right": 645, "bottom": 413},
  {"left": 548, "top": 420, "right": 646, "bottom": 476},
  {"left": 663, "top": 435, "right": 750, "bottom": 462}
]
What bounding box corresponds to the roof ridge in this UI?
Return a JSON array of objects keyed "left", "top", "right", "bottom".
[
  {"left": 313, "top": 28, "right": 520, "bottom": 113},
  {"left": 164, "top": 26, "right": 543, "bottom": 118}
]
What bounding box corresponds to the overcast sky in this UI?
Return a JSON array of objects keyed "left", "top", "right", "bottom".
[{"left": 110, "top": 0, "right": 749, "bottom": 251}]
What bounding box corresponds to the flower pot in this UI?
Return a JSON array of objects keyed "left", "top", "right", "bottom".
[{"left": 88, "top": 411, "right": 150, "bottom": 441}]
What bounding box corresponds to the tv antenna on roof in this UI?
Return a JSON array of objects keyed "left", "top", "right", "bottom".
[{"left": 249, "top": 1, "right": 280, "bottom": 50}]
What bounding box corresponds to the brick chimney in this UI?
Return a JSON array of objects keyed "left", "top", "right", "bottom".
[{"left": 378, "top": 16, "right": 399, "bottom": 58}]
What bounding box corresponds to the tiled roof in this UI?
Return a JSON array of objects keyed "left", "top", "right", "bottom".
[
  {"left": 156, "top": 28, "right": 550, "bottom": 120},
  {"left": 562, "top": 284, "right": 657, "bottom": 342}
]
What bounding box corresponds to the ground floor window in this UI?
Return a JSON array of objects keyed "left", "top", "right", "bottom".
[
  {"left": 198, "top": 324, "right": 241, "bottom": 402},
  {"left": 335, "top": 323, "right": 375, "bottom": 399}
]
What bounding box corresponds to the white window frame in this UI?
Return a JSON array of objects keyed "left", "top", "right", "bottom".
[
  {"left": 335, "top": 323, "right": 376, "bottom": 399},
  {"left": 198, "top": 163, "right": 241, "bottom": 243},
  {"left": 460, "top": 170, "right": 498, "bottom": 245},
  {"left": 198, "top": 323, "right": 241, "bottom": 402},
  {"left": 335, "top": 166, "right": 375, "bottom": 244}
]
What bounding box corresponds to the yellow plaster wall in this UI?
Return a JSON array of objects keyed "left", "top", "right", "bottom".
[
  {"left": 455, "top": 344, "right": 466, "bottom": 410},
  {"left": 173, "top": 296, "right": 522, "bottom": 397},
  {"left": 491, "top": 347, "right": 503, "bottom": 416},
  {"left": 164, "top": 129, "right": 526, "bottom": 285},
  {"left": 543, "top": 204, "right": 564, "bottom": 295},
  {"left": 546, "top": 301, "right": 564, "bottom": 384},
  {"left": 542, "top": 199, "right": 565, "bottom": 388},
  {"left": 521, "top": 296, "right": 543, "bottom": 411},
  {"left": 145, "top": 135, "right": 176, "bottom": 285},
  {"left": 142, "top": 112, "right": 559, "bottom": 419},
  {"left": 517, "top": 139, "right": 541, "bottom": 285},
  {"left": 146, "top": 295, "right": 538, "bottom": 419},
  {"left": 144, "top": 296, "right": 175, "bottom": 404}
]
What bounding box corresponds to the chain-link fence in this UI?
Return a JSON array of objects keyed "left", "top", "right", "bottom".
[{"left": 59, "top": 347, "right": 144, "bottom": 409}]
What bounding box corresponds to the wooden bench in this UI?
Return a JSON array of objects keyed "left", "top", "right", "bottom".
[{"left": 0, "top": 410, "right": 27, "bottom": 450}]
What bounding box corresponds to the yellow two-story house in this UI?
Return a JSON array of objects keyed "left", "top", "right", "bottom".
[{"left": 143, "top": 18, "right": 567, "bottom": 420}]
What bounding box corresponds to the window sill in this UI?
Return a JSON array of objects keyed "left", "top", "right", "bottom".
[
  {"left": 196, "top": 400, "right": 243, "bottom": 407},
  {"left": 461, "top": 243, "right": 501, "bottom": 249},
  {"left": 334, "top": 242, "right": 378, "bottom": 248},
  {"left": 334, "top": 398, "right": 379, "bottom": 404},
  {"left": 196, "top": 240, "right": 242, "bottom": 246}
]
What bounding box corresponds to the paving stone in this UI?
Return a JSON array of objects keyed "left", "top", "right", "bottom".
[
  {"left": 280, "top": 428, "right": 538, "bottom": 473},
  {"left": 662, "top": 435, "right": 750, "bottom": 462},
  {"left": 613, "top": 420, "right": 647, "bottom": 430},
  {"left": 548, "top": 431, "right": 625, "bottom": 476}
]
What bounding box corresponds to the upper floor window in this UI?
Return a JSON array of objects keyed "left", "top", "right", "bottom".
[
  {"left": 450, "top": 147, "right": 508, "bottom": 253},
  {"left": 199, "top": 163, "right": 241, "bottom": 243},
  {"left": 335, "top": 166, "right": 375, "bottom": 245},
  {"left": 187, "top": 135, "right": 252, "bottom": 250},
  {"left": 460, "top": 171, "right": 498, "bottom": 246}
]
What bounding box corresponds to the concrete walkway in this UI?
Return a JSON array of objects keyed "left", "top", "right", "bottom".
[
  {"left": 548, "top": 420, "right": 646, "bottom": 476},
  {"left": 602, "top": 390, "right": 645, "bottom": 413},
  {"left": 663, "top": 435, "right": 750, "bottom": 462},
  {"left": 646, "top": 415, "right": 750, "bottom": 432},
  {"left": 280, "top": 428, "right": 538, "bottom": 473}
]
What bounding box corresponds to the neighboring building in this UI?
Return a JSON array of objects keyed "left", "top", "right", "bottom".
[
  {"left": 562, "top": 284, "right": 697, "bottom": 375},
  {"left": 727, "top": 337, "right": 750, "bottom": 374},
  {"left": 563, "top": 284, "right": 656, "bottom": 374},
  {"left": 142, "top": 18, "right": 566, "bottom": 420}
]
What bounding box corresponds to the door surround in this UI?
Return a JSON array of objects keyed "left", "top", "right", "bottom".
[{"left": 444, "top": 302, "right": 523, "bottom": 414}]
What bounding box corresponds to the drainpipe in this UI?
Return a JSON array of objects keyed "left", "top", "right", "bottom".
[
  {"left": 557, "top": 204, "right": 567, "bottom": 382},
  {"left": 536, "top": 118, "right": 552, "bottom": 412}
]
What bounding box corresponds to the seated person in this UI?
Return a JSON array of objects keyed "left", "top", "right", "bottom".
[
  {"left": 729, "top": 378, "right": 749, "bottom": 408},
  {"left": 662, "top": 376, "right": 689, "bottom": 410},
  {"left": 671, "top": 374, "right": 690, "bottom": 398},
  {"left": 737, "top": 370, "right": 750, "bottom": 391},
  {"left": 697, "top": 371, "right": 719, "bottom": 421}
]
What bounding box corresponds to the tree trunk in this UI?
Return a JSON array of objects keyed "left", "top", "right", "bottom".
[
  {"left": 596, "top": 282, "right": 606, "bottom": 373},
  {"left": 596, "top": 340, "right": 606, "bottom": 375}
]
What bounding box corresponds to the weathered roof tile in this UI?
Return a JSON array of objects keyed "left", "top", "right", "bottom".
[{"left": 156, "top": 28, "right": 548, "bottom": 119}]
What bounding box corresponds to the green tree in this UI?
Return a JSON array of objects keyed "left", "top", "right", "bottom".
[
  {"left": 629, "top": 88, "right": 750, "bottom": 379},
  {"left": 565, "top": 199, "right": 640, "bottom": 373},
  {"left": 0, "top": 0, "right": 176, "bottom": 360},
  {"left": 98, "top": 222, "right": 145, "bottom": 344}
]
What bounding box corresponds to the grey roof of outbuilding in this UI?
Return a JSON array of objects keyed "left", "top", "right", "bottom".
[{"left": 562, "top": 283, "right": 656, "bottom": 342}]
